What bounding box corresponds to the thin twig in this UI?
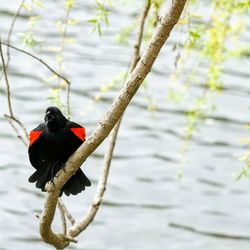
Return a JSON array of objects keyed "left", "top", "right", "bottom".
[
  {"left": 58, "top": 198, "right": 75, "bottom": 225},
  {"left": 6, "top": 0, "right": 25, "bottom": 64},
  {"left": 4, "top": 115, "right": 29, "bottom": 147},
  {"left": 65, "top": 236, "right": 77, "bottom": 243},
  {"left": 1, "top": 42, "right": 70, "bottom": 85},
  {"left": 66, "top": 83, "right": 70, "bottom": 119},
  {"left": 130, "top": 0, "right": 151, "bottom": 71},
  {"left": 57, "top": 199, "right": 67, "bottom": 235},
  {"left": 58, "top": 6, "right": 71, "bottom": 118},
  {"left": 1, "top": 40, "right": 29, "bottom": 147},
  {"left": 5, "top": 114, "right": 29, "bottom": 140},
  {"left": 0, "top": 0, "right": 25, "bottom": 82},
  {"left": 0, "top": 39, "right": 14, "bottom": 117},
  {"left": 35, "top": 213, "right": 40, "bottom": 219}
]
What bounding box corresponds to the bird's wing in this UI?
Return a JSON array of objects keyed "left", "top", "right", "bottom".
[
  {"left": 28, "top": 123, "right": 45, "bottom": 169},
  {"left": 68, "top": 121, "right": 86, "bottom": 142}
]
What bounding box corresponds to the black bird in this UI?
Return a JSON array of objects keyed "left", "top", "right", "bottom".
[{"left": 28, "top": 106, "right": 91, "bottom": 196}]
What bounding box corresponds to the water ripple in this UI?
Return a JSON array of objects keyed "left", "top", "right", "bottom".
[
  {"left": 103, "top": 200, "right": 180, "bottom": 210},
  {"left": 169, "top": 222, "right": 250, "bottom": 240}
]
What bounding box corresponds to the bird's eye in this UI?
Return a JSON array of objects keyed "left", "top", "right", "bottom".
[
  {"left": 46, "top": 111, "right": 55, "bottom": 121},
  {"left": 47, "top": 114, "right": 53, "bottom": 120}
]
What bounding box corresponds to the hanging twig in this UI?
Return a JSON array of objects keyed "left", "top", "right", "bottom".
[
  {"left": 1, "top": 42, "right": 70, "bottom": 85},
  {"left": 0, "top": 39, "right": 14, "bottom": 117},
  {"left": 57, "top": 199, "right": 67, "bottom": 235},
  {"left": 0, "top": 0, "right": 25, "bottom": 82},
  {"left": 58, "top": 5, "right": 72, "bottom": 119},
  {"left": 6, "top": 0, "right": 26, "bottom": 64},
  {"left": 130, "top": 0, "right": 151, "bottom": 71},
  {"left": 0, "top": 39, "right": 29, "bottom": 147},
  {"left": 58, "top": 198, "right": 75, "bottom": 225},
  {"left": 4, "top": 114, "right": 29, "bottom": 147}
]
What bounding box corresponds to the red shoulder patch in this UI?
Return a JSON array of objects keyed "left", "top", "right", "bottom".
[
  {"left": 29, "top": 130, "right": 42, "bottom": 145},
  {"left": 70, "top": 127, "right": 86, "bottom": 141}
]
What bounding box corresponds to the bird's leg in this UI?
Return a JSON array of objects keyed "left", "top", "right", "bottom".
[
  {"left": 50, "top": 162, "right": 56, "bottom": 186},
  {"left": 61, "top": 163, "right": 67, "bottom": 173}
]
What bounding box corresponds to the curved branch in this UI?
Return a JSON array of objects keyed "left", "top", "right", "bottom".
[{"left": 40, "top": 0, "right": 187, "bottom": 248}]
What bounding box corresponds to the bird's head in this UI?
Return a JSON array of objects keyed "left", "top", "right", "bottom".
[{"left": 45, "top": 106, "right": 67, "bottom": 132}]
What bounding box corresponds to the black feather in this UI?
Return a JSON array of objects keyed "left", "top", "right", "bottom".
[{"left": 28, "top": 106, "right": 91, "bottom": 196}]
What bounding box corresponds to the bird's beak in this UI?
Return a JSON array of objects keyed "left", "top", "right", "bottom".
[{"left": 45, "top": 111, "right": 54, "bottom": 124}]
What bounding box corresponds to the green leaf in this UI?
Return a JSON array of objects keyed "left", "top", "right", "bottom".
[{"left": 87, "top": 19, "right": 97, "bottom": 23}]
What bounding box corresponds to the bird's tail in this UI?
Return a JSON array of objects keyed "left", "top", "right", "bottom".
[
  {"left": 28, "top": 161, "right": 91, "bottom": 195},
  {"left": 62, "top": 168, "right": 91, "bottom": 196},
  {"left": 28, "top": 161, "right": 62, "bottom": 191}
]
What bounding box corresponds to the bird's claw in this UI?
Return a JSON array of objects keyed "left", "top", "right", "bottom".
[
  {"left": 62, "top": 165, "right": 67, "bottom": 173},
  {"left": 50, "top": 178, "right": 55, "bottom": 186}
]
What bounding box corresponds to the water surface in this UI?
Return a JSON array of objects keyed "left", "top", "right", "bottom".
[{"left": 0, "top": 1, "right": 250, "bottom": 250}]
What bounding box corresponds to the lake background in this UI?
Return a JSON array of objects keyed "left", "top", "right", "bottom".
[{"left": 0, "top": 1, "right": 250, "bottom": 250}]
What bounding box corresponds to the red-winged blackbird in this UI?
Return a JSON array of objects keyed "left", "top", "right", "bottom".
[{"left": 28, "top": 106, "right": 91, "bottom": 196}]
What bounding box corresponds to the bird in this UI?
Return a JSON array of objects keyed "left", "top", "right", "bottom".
[{"left": 28, "top": 106, "right": 91, "bottom": 196}]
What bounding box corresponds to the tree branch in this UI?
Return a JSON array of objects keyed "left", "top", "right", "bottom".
[{"left": 39, "top": 0, "right": 187, "bottom": 248}]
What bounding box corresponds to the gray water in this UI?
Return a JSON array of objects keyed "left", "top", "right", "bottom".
[{"left": 0, "top": 1, "right": 250, "bottom": 250}]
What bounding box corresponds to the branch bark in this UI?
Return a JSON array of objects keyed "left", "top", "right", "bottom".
[{"left": 39, "top": 0, "right": 187, "bottom": 248}]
